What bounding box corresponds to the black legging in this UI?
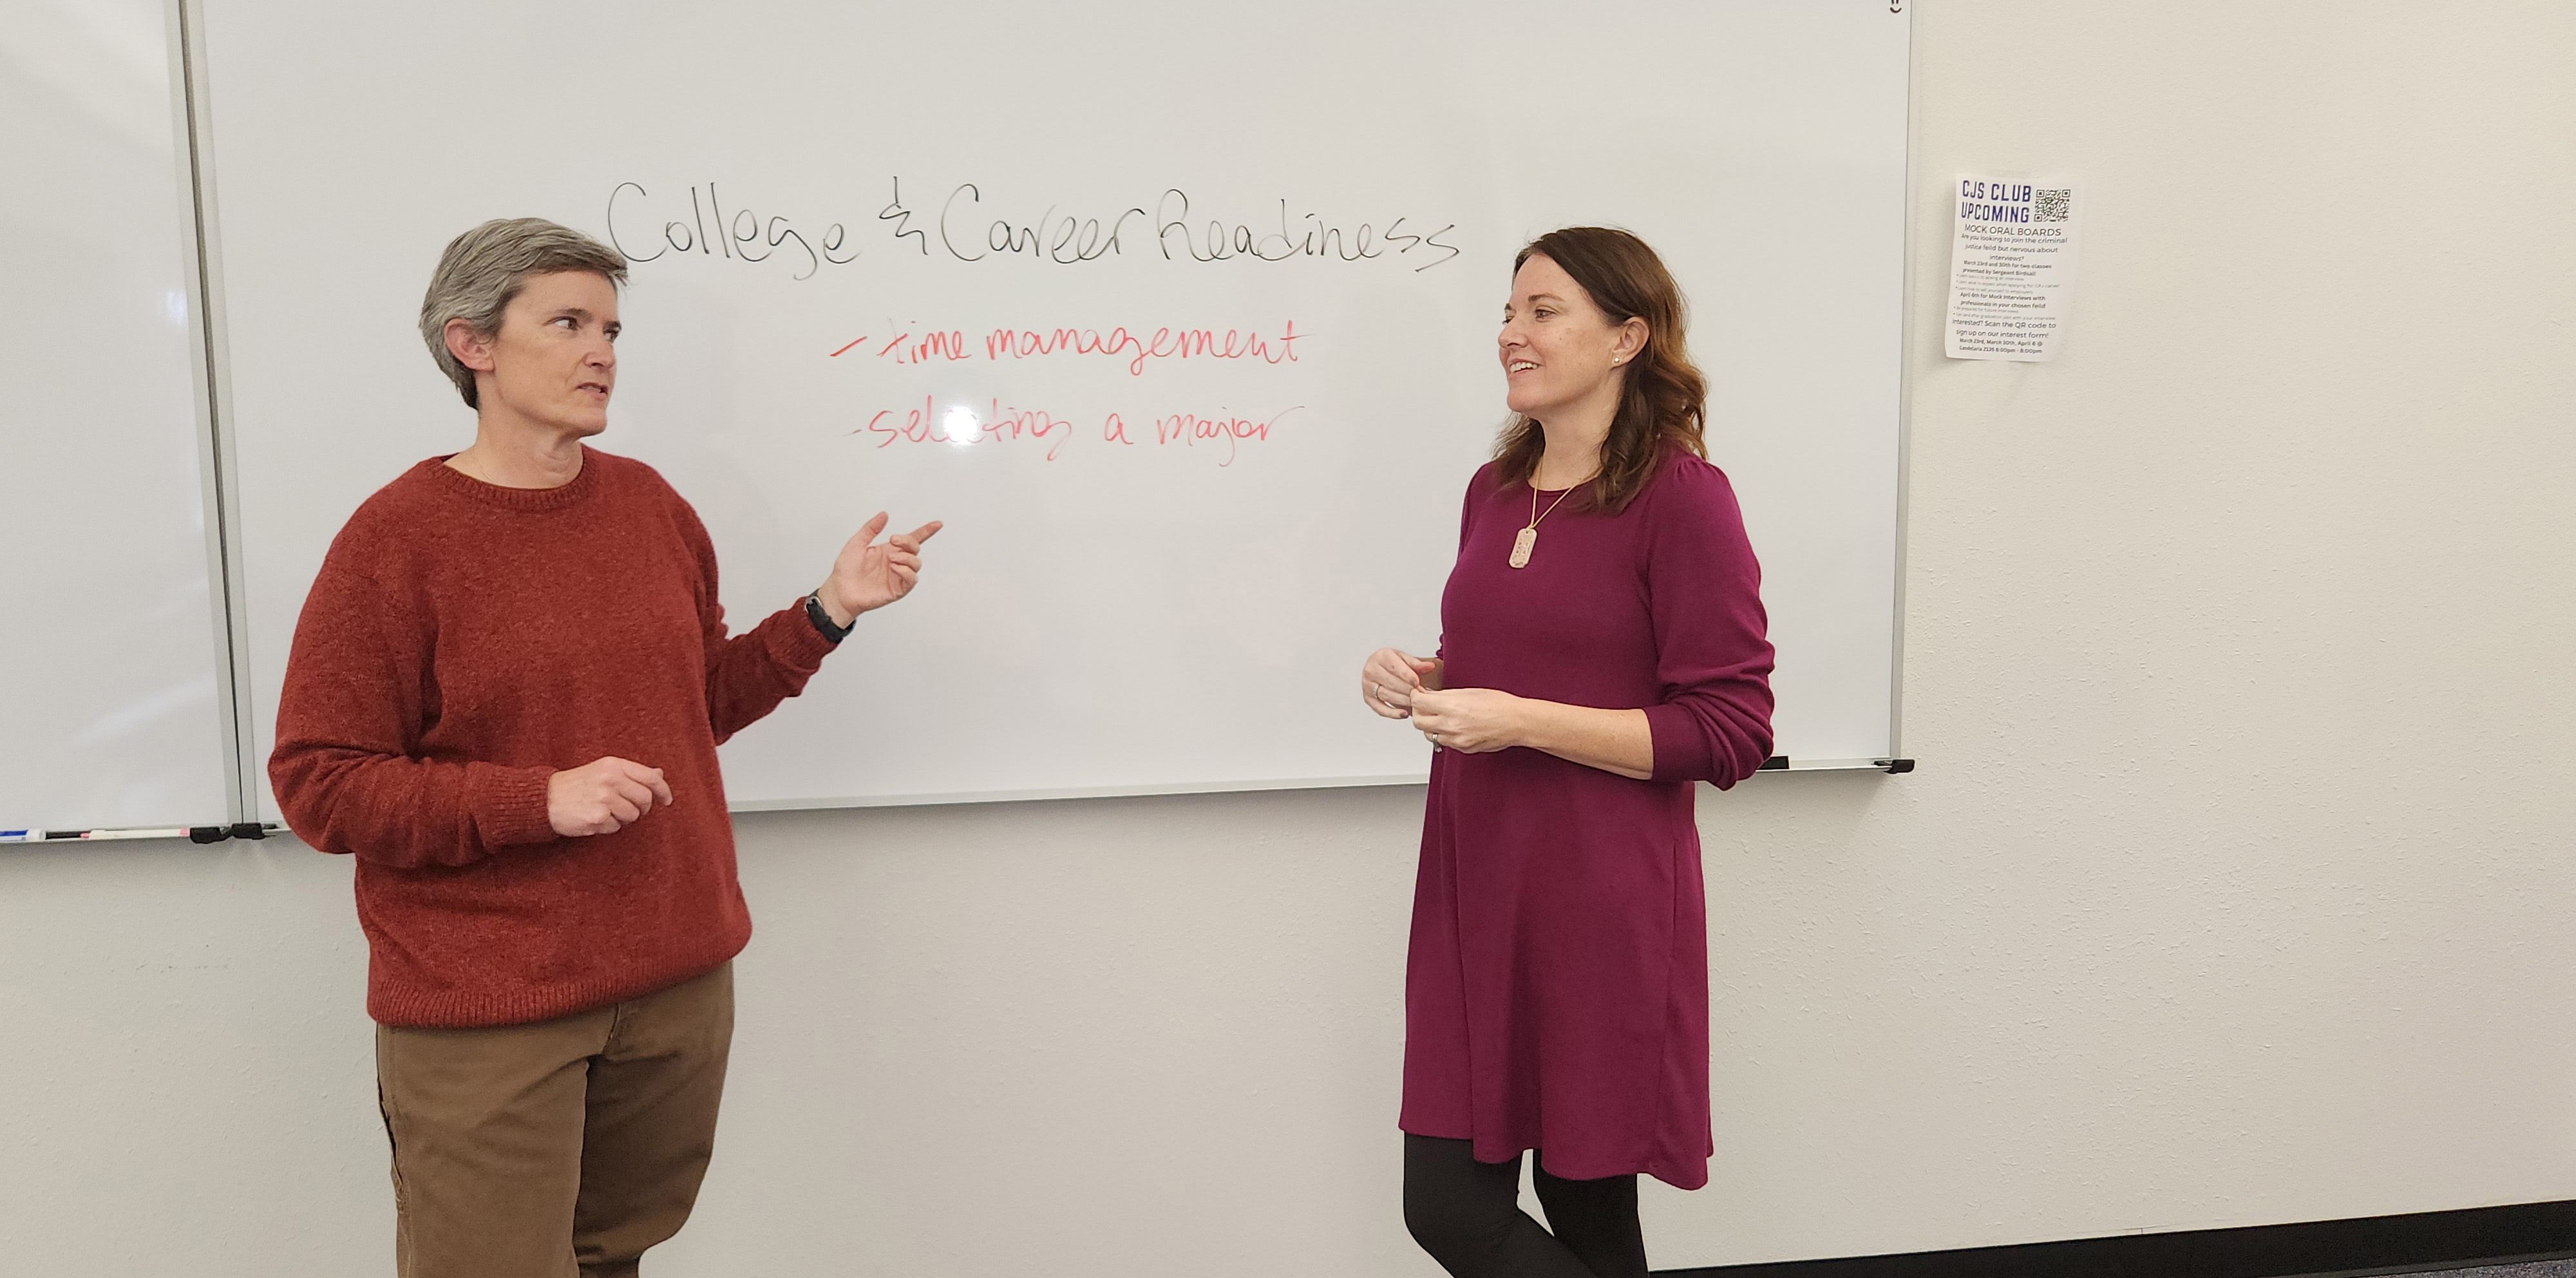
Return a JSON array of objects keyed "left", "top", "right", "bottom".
[{"left": 1402, "top": 1134, "right": 1650, "bottom": 1278}]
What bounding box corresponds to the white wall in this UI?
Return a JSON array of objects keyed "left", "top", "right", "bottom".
[{"left": 5, "top": 2, "right": 2573, "bottom": 1273}]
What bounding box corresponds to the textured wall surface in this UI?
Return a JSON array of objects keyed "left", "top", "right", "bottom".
[{"left": 3, "top": 2, "right": 2573, "bottom": 1274}]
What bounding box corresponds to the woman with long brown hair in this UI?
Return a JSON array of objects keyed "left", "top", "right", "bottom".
[{"left": 1359, "top": 227, "right": 1775, "bottom": 1277}]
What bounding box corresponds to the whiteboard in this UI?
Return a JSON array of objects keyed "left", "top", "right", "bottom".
[
  {"left": 198, "top": 0, "right": 1909, "bottom": 814},
  {"left": 0, "top": 0, "right": 233, "bottom": 832}
]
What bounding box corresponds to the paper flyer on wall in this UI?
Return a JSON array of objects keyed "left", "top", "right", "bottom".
[{"left": 1944, "top": 174, "right": 2080, "bottom": 361}]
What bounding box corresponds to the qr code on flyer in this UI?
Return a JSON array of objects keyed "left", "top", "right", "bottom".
[{"left": 2034, "top": 188, "right": 2072, "bottom": 222}]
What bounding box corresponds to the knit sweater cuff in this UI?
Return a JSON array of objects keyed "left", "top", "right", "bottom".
[
  {"left": 773, "top": 597, "right": 840, "bottom": 671},
  {"left": 1642, "top": 703, "right": 1714, "bottom": 784},
  {"left": 466, "top": 762, "right": 559, "bottom": 847}
]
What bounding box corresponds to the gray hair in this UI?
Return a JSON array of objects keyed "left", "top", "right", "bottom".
[{"left": 418, "top": 218, "right": 629, "bottom": 408}]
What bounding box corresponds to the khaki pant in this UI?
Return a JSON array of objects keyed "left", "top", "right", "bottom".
[{"left": 374, "top": 963, "right": 734, "bottom": 1278}]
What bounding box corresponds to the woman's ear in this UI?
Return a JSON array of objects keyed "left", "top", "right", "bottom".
[
  {"left": 1612, "top": 317, "right": 1649, "bottom": 367},
  {"left": 444, "top": 318, "right": 497, "bottom": 374}
]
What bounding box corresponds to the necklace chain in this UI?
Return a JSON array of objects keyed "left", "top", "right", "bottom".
[
  {"left": 1526, "top": 482, "right": 1576, "bottom": 532},
  {"left": 1508, "top": 477, "right": 1582, "bottom": 569}
]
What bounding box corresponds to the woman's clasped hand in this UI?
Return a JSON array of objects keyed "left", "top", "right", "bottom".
[
  {"left": 1360, "top": 647, "right": 1441, "bottom": 720},
  {"left": 1361, "top": 647, "right": 1527, "bottom": 754}
]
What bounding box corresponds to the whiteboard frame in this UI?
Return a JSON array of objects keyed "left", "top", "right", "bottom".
[
  {"left": 724, "top": 758, "right": 1899, "bottom": 815},
  {"left": 1889, "top": 0, "right": 1922, "bottom": 765},
  {"left": 171, "top": 0, "right": 261, "bottom": 826}
]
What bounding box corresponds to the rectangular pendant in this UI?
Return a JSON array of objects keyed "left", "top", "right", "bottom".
[{"left": 1508, "top": 526, "right": 1536, "bottom": 568}]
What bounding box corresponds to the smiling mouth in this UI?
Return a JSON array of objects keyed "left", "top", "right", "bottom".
[{"left": 1506, "top": 361, "right": 1538, "bottom": 374}]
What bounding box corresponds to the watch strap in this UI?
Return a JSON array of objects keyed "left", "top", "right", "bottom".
[{"left": 804, "top": 591, "right": 853, "bottom": 644}]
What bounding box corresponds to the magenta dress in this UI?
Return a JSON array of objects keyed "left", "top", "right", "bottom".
[{"left": 1401, "top": 451, "right": 1776, "bottom": 1190}]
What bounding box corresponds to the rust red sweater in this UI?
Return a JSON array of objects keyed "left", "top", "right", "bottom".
[{"left": 269, "top": 448, "right": 835, "bottom": 1027}]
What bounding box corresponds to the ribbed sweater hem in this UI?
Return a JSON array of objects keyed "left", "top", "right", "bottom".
[{"left": 364, "top": 920, "right": 751, "bottom": 1029}]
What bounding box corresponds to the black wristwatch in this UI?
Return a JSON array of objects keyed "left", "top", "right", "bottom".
[{"left": 804, "top": 591, "right": 853, "bottom": 644}]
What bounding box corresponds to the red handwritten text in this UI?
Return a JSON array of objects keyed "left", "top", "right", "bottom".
[
  {"left": 1151, "top": 405, "right": 1303, "bottom": 468},
  {"left": 847, "top": 401, "right": 1300, "bottom": 466},
  {"left": 831, "top": 320, "right": 1303, "bottom": 376},
  {"left": 855, "top": 396, "right": 1075, "bottom": 461}
]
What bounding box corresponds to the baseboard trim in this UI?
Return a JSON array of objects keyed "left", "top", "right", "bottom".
[{"left": 1657, "top": 1199, "right": 2576, "bottom": 1278}]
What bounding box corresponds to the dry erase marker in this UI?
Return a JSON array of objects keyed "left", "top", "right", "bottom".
[
  {"left": 75, "top": 827, "right": 191, "bottom": 841},
  {"left": 0, "top": 828, "right": 46, "bottom": 843}
]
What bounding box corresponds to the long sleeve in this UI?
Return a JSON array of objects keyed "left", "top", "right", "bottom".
[
  {"left": 672, "top": 499, "right": 836, "bottom": 745},
  {"left": 268, "top": 551, "right": 556, "bottom": 869},
  {"left": 1638, "top": 462, "right": 1776, "bottom": 787}
]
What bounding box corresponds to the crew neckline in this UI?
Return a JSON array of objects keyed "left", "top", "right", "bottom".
[{"left": 422, "top": 446, "right": 602, "bottom": 511}]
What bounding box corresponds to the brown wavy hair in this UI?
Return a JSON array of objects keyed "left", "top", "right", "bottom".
[{"left": 1493, "top": 227, "right": 1708, "bottom": 512}]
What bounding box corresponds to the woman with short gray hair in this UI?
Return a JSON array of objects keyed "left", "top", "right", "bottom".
[{"left": 270, "top": 216, "right": 942, "bottom": 1278}]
